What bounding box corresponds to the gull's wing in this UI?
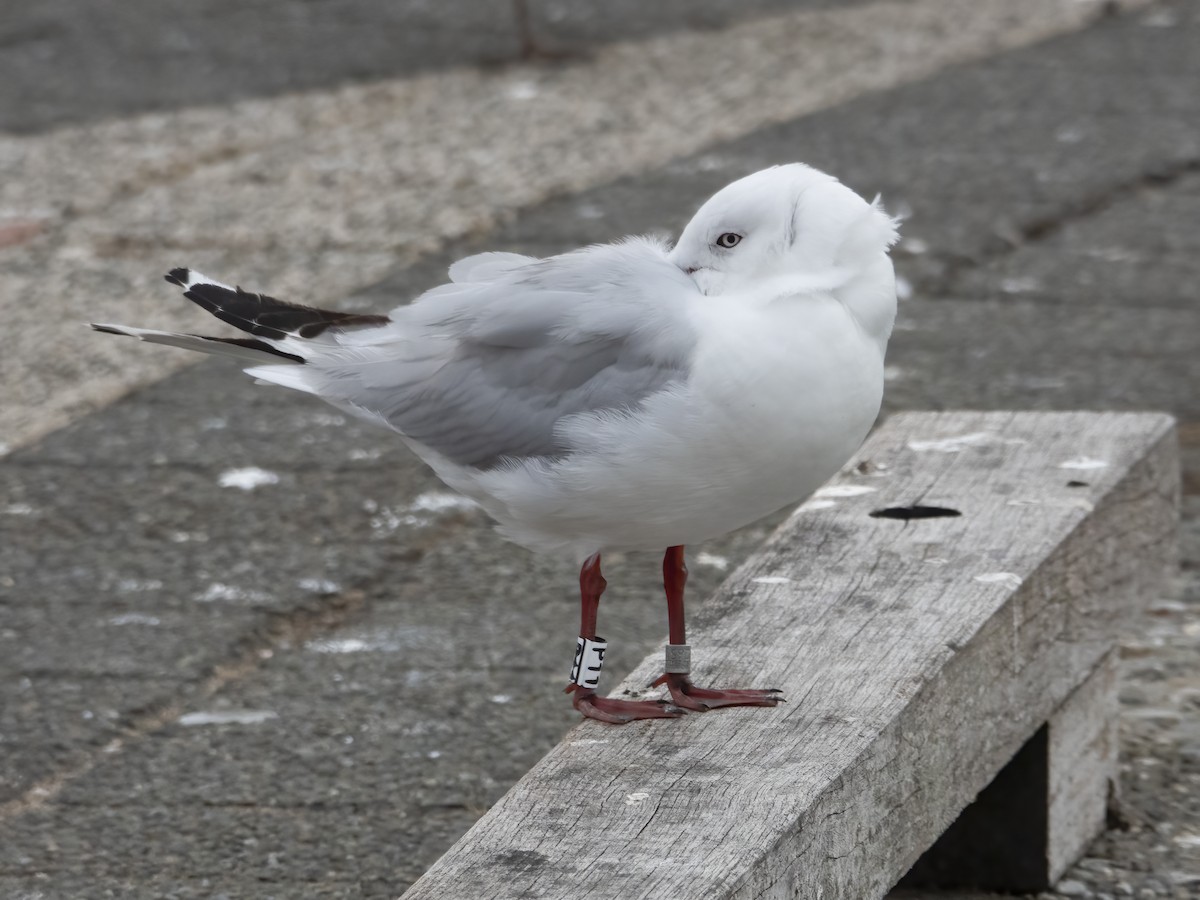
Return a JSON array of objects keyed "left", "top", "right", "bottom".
[{"left": 250, "top": 237, "right": 700, "bottom": 469}]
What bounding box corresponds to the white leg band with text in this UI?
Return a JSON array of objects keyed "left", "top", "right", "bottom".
[
  {"left": 664, "top": 642, "right": 691, "bottom": 674},
  {"left": 570, "top": 636, "right": 608, "bottom": 689}
]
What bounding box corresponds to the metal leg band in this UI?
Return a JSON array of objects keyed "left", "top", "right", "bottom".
[
  {"left": 664, "top": 642, "right": 691, "bottom": 674},
  {"left": 570, "top": 636, "right": 608, "bottom": 689}
]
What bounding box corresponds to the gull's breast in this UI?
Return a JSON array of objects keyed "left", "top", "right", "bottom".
[
  {"left": 440, "top": 296, "right": 886, "bottom": 556},
  {"left": 673, "top": 297, "right": 884, "bottom": 527},
  {"left": 542, "top": 297, "right": 882, "bottom": 552}
]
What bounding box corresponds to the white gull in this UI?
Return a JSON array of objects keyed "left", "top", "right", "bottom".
[{"left": 93, "top": 163, "right": 899, "bottom": 723}]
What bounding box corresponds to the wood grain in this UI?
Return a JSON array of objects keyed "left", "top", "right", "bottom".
[{"left": 402, "top": 411, "right": 1179, "bottom": 900}]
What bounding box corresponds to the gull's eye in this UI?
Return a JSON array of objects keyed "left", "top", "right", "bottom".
[{"left": 715, "top": 232, "right": 742, "bottom": 249}]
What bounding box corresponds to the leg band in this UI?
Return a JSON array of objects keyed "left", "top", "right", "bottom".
[
  {"left": 570, "top": 636, "right": 608, "bottom": 689},
  {"left": 664, "top": 642, "right": 691, "bottom": 674}
]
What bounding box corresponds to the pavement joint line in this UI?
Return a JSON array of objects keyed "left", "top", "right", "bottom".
[
  {"left": 0, "top": 501, "right": 481, "bottom": 818},
  {"left": 0, "top": 0, "right": 1151, "bottom": 456},
  {"left": 925, "top": 155, "right": 1200, "bottom": 297},
  {"left": 1018, "top": 156, "right": 1200, "bottom": 243},
  {"left": 0, "top": 586, "right": 369, "bottom": 822}
]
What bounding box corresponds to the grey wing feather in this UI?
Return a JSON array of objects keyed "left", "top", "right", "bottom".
[
  {"left": 301, "top": 238, "right": 698, "bottom": 469},
  {"left": 447, "top": 251, "right": 538, "bottom": 284},
  {"left": 373, "top": 339, "right": 679, "bottom": 468}
]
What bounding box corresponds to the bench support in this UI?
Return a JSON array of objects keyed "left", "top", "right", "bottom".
[{"left": 901, "top": 650, "right": 1117, "bottom": 892}]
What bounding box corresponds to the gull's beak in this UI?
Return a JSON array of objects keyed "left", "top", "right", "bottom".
[
  {"left": 668, "top": 243, "right": 708, "bottom": 290},
  {"left": 669, "top": 251, "right": 700, "bottom": 277},
  {"left": 678, "top": 263, "right": 712, "bottom": 296}
]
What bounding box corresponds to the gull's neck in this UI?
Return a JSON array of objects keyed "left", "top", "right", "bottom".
[
  {"left": 730, "top": 255, "right": 897, "bottom": 351},
  {"left": 834, "top": 255, "right": 897, "bottom": 351}
]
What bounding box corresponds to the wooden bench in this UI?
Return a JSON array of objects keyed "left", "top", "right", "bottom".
[{"left": 402, "top": 411, "right": 1179, "bottom": 900}]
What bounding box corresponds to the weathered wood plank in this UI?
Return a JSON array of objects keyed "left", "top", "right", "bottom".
[{"left": 402, "top": 411, "right": 1179, "bottom": 900}]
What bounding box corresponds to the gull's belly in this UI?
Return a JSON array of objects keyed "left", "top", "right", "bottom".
[{"left": 681, "top": 384, "right": 877, "bottom": 534}]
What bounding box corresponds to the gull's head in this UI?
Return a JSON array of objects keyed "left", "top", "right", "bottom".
[{"left": 668, "top": 163, "right": 899, "bottom": 298}]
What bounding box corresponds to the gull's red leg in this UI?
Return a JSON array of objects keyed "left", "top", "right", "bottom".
[
  {"left": 566, "top": 552, "right": 683, "bottom": 724},
  {"left": 652, "top": 545, "right": 783, "bottom": 711}
]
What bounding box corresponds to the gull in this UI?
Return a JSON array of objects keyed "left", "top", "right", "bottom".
[{"left": 93, "top": 163, "right": 899, "bottom": 724}]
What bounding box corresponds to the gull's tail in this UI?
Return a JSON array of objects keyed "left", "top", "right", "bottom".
[{"left": 91, "top": 268, "right": 391, "bottom": 367}]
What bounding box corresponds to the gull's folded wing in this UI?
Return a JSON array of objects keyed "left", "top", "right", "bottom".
[{"left": 250, "top": 238, "right": 700, "bottom": 469}]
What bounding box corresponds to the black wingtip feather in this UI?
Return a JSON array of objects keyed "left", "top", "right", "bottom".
[
  {"left": 90, "top": 323, "right": 125, "bottom": 335},
  {"left": 163, "top": 270, "right": 390, "bottom": 340},
  {"left": 199, "top": 334, "right": 306, "bottom": 363}
]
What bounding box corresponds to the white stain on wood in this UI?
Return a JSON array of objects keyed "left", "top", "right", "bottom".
[
  {"left": 906, "top": 431, "right": 1029, "bottom": 453},
  {"left": 1058, "top": 456, "right": 1109, "bottom": 470},
  {"left": 974, "top": 572, "right": 1024, "bottom": 589},
  {"left": 1007, "top": 496, "right": 1095, "bottom": 512},
  {"left": 814, "top": 484, "right": 878, "bottom": 498},
  {"left": 804, "top": 499, "right": 839, "bottom": 510},
  {"left": 179, "top": 710, "right": 278, "bottom": 726},
  {"left": 217, "top": 466, "right": 280, "bottom": 490},
  {"left": 907, "top": 431, "right": 996, "bottom": 452}
]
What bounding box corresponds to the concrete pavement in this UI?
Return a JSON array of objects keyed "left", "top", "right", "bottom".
[
  {"left": 3, "top": 0, "right": 858, "bottom": 134},
  {"left": 2, "top": 1, "right": 1198, "bottom": 898},
  {"left": 0, "top": 0, "right": 1140, "bottom": 455}
]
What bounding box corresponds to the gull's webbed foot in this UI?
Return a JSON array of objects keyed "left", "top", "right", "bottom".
[
  {"left": 568, "top": 685, "right": 685, "bottom": 724},
  {"left": 651, "top": 673, "right": 784, "bottom": 712}
]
